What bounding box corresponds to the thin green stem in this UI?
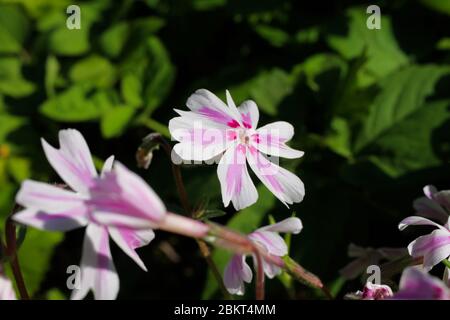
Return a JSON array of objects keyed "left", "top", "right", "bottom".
[
  {"left": 137, "top": 117, "right": 171, "bottom": 139},
  {"left": 442, "top": 259, "right": 450, "bottom": 269}
]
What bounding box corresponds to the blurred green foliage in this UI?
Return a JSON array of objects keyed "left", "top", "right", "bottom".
[{"left": 0, "top": 0, "right": 449, "bottom": 299}]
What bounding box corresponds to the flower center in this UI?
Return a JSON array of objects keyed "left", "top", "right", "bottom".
[{"left": 238, "top": 129, "right": 251, "bottom": 145}]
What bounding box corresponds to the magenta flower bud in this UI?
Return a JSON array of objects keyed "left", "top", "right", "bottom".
[
  {"left": 392, "top": 267, "right": 450, "bottom": 300},
  {"left": 361, "top": 282, "right": 393, "bottom": 300}
]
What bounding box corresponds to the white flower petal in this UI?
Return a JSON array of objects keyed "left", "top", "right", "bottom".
[
  {"left": 217, "top": 145, "right": 258, "bottom": 210},
  {"left": 71, "top": 224, "right": 119, "bottom": 300},
  {"left": 109, "top": 227, "right": 155, "bottom": 272},
  {"left": 42, "top": 129, "right": 97, "bottom": 194},
  {"left": 254, "top": 121, "right": 304, "bottom": 159},
  {"left": 258, "top": 217, "right": 303, "bottom": 234},
  {"left": 247, "top": 148, "right": 304, "bottom": 207}
]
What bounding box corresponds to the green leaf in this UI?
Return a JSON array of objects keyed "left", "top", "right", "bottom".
[
  {"left": 69, "top": 55, "right": 116, "bottom": 88},
  {"left": 249, "top": 68, "right": 293, "bottom": 116},
  {"left": 355, "top": 65, "right": 450, "bottom": 153},
  {"left": 193, "top": 0, "right": 226, "bottom": 10},
  {"left": 202, "top": 186, "right": 276, "bottom": 299},
  {"left": 40, "top": 85, "right": 102, "bottom": 122},
  {"left": 294, "top": 27, "right": 320, "bottom": 45},
  {"left": 359, "top": 99, "right": 450, "bottom": 177},
  {"left": 100, "top": 22, "right": 130, "bottom": 58},
  {"left": 45, "top": 288, "right": 66, "bottom": 300},
  {"left": 324, "top": 117, "right": 352, "bottom": 159},
  {"left": 420, "top": 0, "right": 450, "bottom": 16},
  {"left": 327, "top": 7, "right": 408, "bottom": 87},
  {"left": 48, "top": 27, "right": 90, "bottom": 56},
  {"left": 437, "top": 38, "right": 450, "bottom": 51},
  {"left": 121, "top": 73, "right": 143, "bottom": 108},
  {"left": 0, "top": 4, "right": 30, "bottom": 54},
  {"left": 45, "top": 55, "right": 60, "bottom": 97},
  {"left": 7, "top": 157, "right": 31, "bottom": 183},
  {"left": 17, "top": 229, "right": 64, "bottom": 296},
  {"left": 132, "top": 17, "right": 165, "bottom": 37},
  {"left": 0, "top": 58, "right": 35, "bottom": 98},
  {"left": 0, "top": 113, "right": 26, "bottom": 143},
  {"left": 253, "top": 24, "right": 290, "bottom": 47},
  {"left": 101, "top": 105, "right": 136, "bottom": 138},
  {"left": 47, "top": 2, "right": 107, "bottom": 56},
  {"left": 294, "top": 53, "right": 346, "bottom": 92},
  {"left": 144, "top": 36, "right": 175, "bottom": 113}
]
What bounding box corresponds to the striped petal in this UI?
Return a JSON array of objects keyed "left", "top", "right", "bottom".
[
  {"left": 42, "top": 129, "right": 97, "bottom": 194},
  {"left": 186, "top": 89, "right": 242, "bottom": 128},
  {"left": 89, "top": 162, "right": 166, "bottom": 229},
  {"left": 217, "top": 144, "right": 258, "bottom": 210},
  {"left": 254, "top": 121, "right": 304, "bottom": 159},
  {"left": 393, "top": 267, "right": 450, "bottom": 300},
  {"left": 398, "top": 216, "right": 447, "bottom": 232},
  {"left": 223, "top": 254, "right": 252, "bottom": 295},
  {"left": 258, "top": 217, "right": 303, "bottom": 234},
  {"left": 407, "top": 229, "right": 450, "bottom": 271},
  {"left": 13, "top": 207, "right": 88, "bottom": 231},
  {"left": 247, "top": 147, "right": 304, "bottom": 207},
  {"left": 71, "top": 224, "right": 119, "bottom": 300},
  {"left": 238, "top": 100, "right": 259, "bottom": 129},
  {"left": 108, "top": 227, "right": 155, "bottom": 271}
]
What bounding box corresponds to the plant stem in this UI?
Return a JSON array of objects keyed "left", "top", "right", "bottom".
[
  {"left": 197, "top": 240, "right": 232, "bottom": 299},
  {"left": 253, "top": 248, "right": 265, "bottom": 300},
  {"left": 442, "top": 259, "right": 450, "bottom": 269},
  {"left": 150, "top": 134, "right": 231, "bottom": 299},
  {"left": 138, "top": 117, "right": 171, "bottom": 139},
  {"left": 5, "top": 214, "right": 29, "bottom": 300},
  {"left": 156, "top": 137, "right": 191, "bottom": 213}
]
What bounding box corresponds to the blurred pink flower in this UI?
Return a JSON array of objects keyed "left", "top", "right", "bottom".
[
  {"left": 413, "top": 185, "right": 450, "bottom": 224},
  {"left": 223, "top": 217, "right": 302, "bottom": 295},
  {"left": 399, "top": 215, "right": 450, "bottom": 273},
  {"left": 169, "top": 89, "right": 305, "bottom": 210},
  {"left": 0, "top": 274, "right": 16, "bottom": 300},
  {"left": 392, "top": 267, "right": 450, "bottom": 300},
  {"left": 340, "top": 244, "right": 407, "bottom": 280},
  {"left": 349, "top": 282, "right": 393, "bottom": 300},
  {"left": 13, "top": 129, "right": 165, "bottom": 300}
]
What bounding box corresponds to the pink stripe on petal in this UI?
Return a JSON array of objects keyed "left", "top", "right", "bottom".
[
  {"left": 72, "top": 224, "right": 119, "bottom": 300},
  {"left": 13, "top": 207, "right": 88, "bottom": 231},
  {"left": 393, "top": 267, "right": 450, "bottom": 300},
  {"left": 247, "top": 149, "right": 304, "bottom": 206},
  {"left": 254, "top": 122, "right": 304, "bottom": 159},
  {"left": 198, "top": 107, "right": 238, "bottom": 128},
  {"left": 237, "top": 100, "right": 259, "bottom": 129},
  {"left": 249, "top": 231, "right": 288, "bottom": 257},
  {"left": 217, "top": 145, "right": 258, "bottom": 210},
  {"left": 408, "top": 230, "right": 450, "bottom": 270},
  {"left": 16, "top": 180, "right": 84, "bottom": 213},
  {"left": 398, "top": 216, "right": 447, "bottom": 231},
  {"left": 224, "top": 254, "right": 252, "bottom": 295},
  {"left": 89, "top": 162, "right": 166, "bottom": 229},
  {"left": 109, "top": 227, "right": 155, "bottom": 271},
  {"left": 42, "top": 129, "right": 97, "bottom": 194}
]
